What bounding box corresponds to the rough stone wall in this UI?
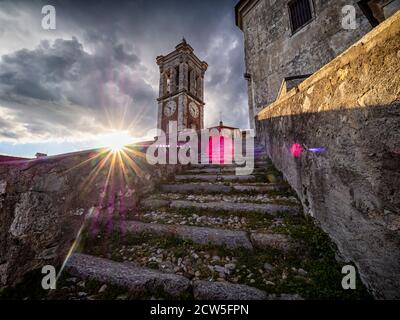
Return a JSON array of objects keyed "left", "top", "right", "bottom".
[
  {"left": 0, "top": 146, "right": 179, "bottom": 289},
  {"left": 242, "top": 0, "right": 371, "bottom": 113},
  {"left": 256, "top": 12, "right": 400, "bottom": 299}
]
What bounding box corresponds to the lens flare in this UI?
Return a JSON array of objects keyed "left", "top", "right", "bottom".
[
  {"left": 103, "top": 130, "right": 133, "bottom": 152},
  {"left": 308, "top": 147, "right": 326, "bottom": 154},
  {"left": 291, "top": 143, "right": 302, "bottom": 158}
]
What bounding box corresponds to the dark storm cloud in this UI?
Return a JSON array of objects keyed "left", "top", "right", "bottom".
[
  {"left": 0, "top": 36, "right": 155, "bottom": 140},
  {"left": 0, "top": 0, "right": 247, "bottom": 143}
]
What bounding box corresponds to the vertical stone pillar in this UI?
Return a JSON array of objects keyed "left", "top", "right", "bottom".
[
  {"left": 157, "top": 101, "right": 163, "bottom": 130},
  {"left": 178, "top": 95, "right": 185, "bottom": 131},
  {"left": 159, "top": 72, "right": 164, "bottom": 98},
  {"left": 171, "top": 67, "right": 177, "bottom": 93},
  {"left": 157, "top": 67, "right": 165, "bottom": 130},
  {"left": 245, "top": 74, "right": 255, "bottom": 129},
  {"left": 189, "top": 68, "right": 196, "bottom": 94},
  {"left": 178, "top": 60, "right": 188, "bottom": 132},
  {"left": 179, "top": 61, "right": 186, "bottom": 91},
  {"left": 200, "top": 105, "right": 204, "bottom": 129},
  {"left": 199, "top": 75, "right": 204, "bottom": 101},
  {"left": 182, "top": 62, "right": 188, "bottom": 92}
]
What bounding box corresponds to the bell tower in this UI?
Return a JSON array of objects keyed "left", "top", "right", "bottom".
[{"left": 156, "top": 39, "right": 208, "bottom": 133}]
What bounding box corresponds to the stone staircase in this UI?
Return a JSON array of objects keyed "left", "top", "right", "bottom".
[{"left": 47, "top": 148, "right": 369, "bottom": 300}]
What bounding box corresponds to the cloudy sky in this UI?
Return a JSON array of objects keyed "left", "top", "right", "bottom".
[{"left": 0, "top": 0, "right": 248, "bottom": 157}]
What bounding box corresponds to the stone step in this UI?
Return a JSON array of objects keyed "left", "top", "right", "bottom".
[
  {"left": 122, "top": 216, "right": 294, "bottom": 253},
  {"left": 197, "top": 158, "right": 269, "bottom": 164},
  {"left": 119, "top": 221, "right": 253, "bottom": 250},
  {"left": 65, "top": 253, "right": 190, "bottom": 298},
  {"left": 160, "top": 183, "right": 233, "bottom": 194},
  {"left": 189, "top": 161, "right": 270, "bottom": 169},
  {"left": 134, "top": 211, "right": 296, "bottom": 245},
  {"left": 250, "top": 233, "right": 294, "bottom": 253},
  {"left": 184, "top": 168, "right": 232, "bottom": 174},
  {"left": 183, "top": 167, "right": 267, "bottom": 174},
  {"left": 168, "top": 200, "right": 300, "bottom": 215},
  {"left": 159, "top": 183, "right": 287, "bottom": 194},
  {"left": 141, "top": 197, "right": 299, "bottom": 214},
  {"left": 93, "top": 216, "right": 295, "bottom": 253},
  {"left": 66, "top": 254, "right": 302, "bottom": 300},
  {"left": 149, "top": 193, "right": 299, "bottom": 205},
  {"left": 175, "top": 175, "right": 257, "bottom": 182},
  {"left": 193, "top": 280, "right": 267, "bottom": 300},
  {"left": 231, "top": 184, "right": 288, "bottom": 193},
  {"left": 189, "top": 163, "right": 243, "bottom": 169}
]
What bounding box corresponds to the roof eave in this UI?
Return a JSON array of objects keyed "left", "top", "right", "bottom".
[{"left": 235, "top": 0, "right": 258, "bottom": 30}]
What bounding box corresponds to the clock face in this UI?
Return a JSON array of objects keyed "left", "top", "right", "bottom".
[
  {"left": 189, "top": 102, "right": 199, "bottom": 118},
  {"left": 164, "top": 100, "right": 176, "bottom": 117}
]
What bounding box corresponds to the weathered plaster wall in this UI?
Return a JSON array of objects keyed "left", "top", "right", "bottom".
[
  {"left": 242, "top": 0, "right": 371, "bottom": 114},
  {"left": 256, "top": 12, "right": 400, "bottom": 299},
  {"left": 0, "top": 146, "right": 179, "bottom": 289}
]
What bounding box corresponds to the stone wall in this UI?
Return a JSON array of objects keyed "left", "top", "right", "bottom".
[
  {"left": 238, "top": 0, "right": 371, "bottom": 126},
  {"left": 256, "top": 11, "right": 400, "bottom": 299},
  {"left": 0, "top": 146, "right": 179, "bottom": 289}
]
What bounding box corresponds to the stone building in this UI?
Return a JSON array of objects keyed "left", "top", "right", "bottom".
[
  {"left": 235, "top": 0, "right": 400, "bottom": 298},
  {"left": 156, "top": 39, "right": 208, "bottom": 133},
  {"left": 235, "top": 0, "right": 400, "bottom": 128}
]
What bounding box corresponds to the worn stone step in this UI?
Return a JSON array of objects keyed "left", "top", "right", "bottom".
[
  {"left": 231, "top": 184, "right": 289, "bottom": 193},
  {"left": 65, "top": 253, "right": 190, "bottom": 298},
  {"left": 192, "top": 279, "right": 303, "bottom": 300},
  {"left": 159, "top": 183, "right": 287, "bottom": 194},
  {"left": 250, "top": 232, "right": 294, "bottom": 253},
  {"left": 119, "top": 220, "right": 254, "bottom": 250},
  {"left": 193, "top": 280, "right": 267, "bottom": 300},
  {"left": 160, "top": 183, "right": 233, "bottom": 194},
  {"left": 189, "top": 164, "right": 240, "bottom": 169},
  {"left": 189, "top": 161, "right": 270, "bottom": 169},
  {"left": 141, "top": 198, "right": 300, "bottom": 214},
  {"left": 168, "top": 200, "right": 300, "bottom": 215},
  {"left": 136, "top": 210, "right": 253, "bottom": 231},
  {"left": 175, "top": 174, "right": 256, "bottom": 182},
  {"left": 150, "top": 193, "right": 299, "bottom": 205},
  {"left": 125, "top": 217, "right": 294, "bottom": 253},
  {"left": 184, "top": 168, "right": 232, "bottom": 174},
  {"left": 183, "top": 167, "right": 267, "bottom": 174}
]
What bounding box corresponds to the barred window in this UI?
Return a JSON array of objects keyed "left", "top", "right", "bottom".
[{"left": 288, "top": 0, "right": 313, "bottom": 33}]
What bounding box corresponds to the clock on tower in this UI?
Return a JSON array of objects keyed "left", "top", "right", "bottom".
[{"left": 156, "top": 39, "right": 208, "bottom": 133}]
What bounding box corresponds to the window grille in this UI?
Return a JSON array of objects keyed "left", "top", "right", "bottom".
[{"left": 289, "top": 0, "right": 313, "bottom": 33}]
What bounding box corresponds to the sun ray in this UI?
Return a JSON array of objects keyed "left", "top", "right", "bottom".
[
  {"left": 61, "top": 149, "right": 108, "bottom": 175},
  {"left": 79, "top": 151, "right": 114, "bottom": 193},
  {"left": 120, "top": 149, "right": 144, "bottom": 178}
]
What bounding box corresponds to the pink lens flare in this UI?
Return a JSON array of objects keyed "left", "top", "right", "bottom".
[{"left": 291, "top": 143, "right": 303, "bottom": 158}]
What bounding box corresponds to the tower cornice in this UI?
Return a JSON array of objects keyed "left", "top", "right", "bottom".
[{"left": 157, "top": 89, "right": 205, "bottom": 105}]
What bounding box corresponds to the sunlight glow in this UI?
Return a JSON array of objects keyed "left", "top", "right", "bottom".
[
  {"left": 103, "top": 130, "right": 133, "bottom": 153},
  {"left": 58, "top": 131, "right": 150, "bottom": 279}
]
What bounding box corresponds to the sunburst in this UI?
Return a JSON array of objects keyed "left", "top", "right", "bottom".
[
  {"left": 57, "top": 129, "right": 150, "bottom": 279},
  {"left": 103, "top": 130, "right": 133, "bottom": 153}
]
